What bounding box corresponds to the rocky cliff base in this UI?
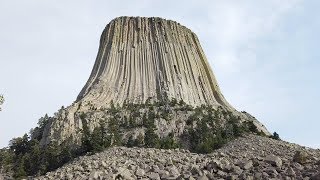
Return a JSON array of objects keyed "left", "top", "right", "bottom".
[{"left": 35, "top": 135, "right": 320, "bottom": 180}]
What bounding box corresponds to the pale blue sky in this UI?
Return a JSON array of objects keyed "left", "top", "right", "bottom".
[{"left": 0, "top": 0, "right": 319, "bottom": 148}]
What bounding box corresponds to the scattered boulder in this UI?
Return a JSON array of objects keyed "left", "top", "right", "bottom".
[
  {"left": 265, "top": 155, "right": 282, "bottom": 167},
  {"left": 238, "top": 160, "right": 253, "bottom": 170},
  {"left": 191, "top": 165, "right": 202, "bottom": 175},
  {"left": 197, "top": 175, "right": 209, "bottom": 180},
  {"left": 89, "top": 170, "right": 100, "bottom": 179},
  {"left": 293, "top": 151, "right": 309, "bottom": 164},
  {"left": 147, "top": 172, "right": 161, "bottom": 180},
  {"left": 117, "top": 167, "right": 134, "bottom": 180},
  {"left": 231, "top": 165, "right": 243, "bottom": 175},
  {"left": 227, "top": 174, "right": 238, "bottom": 180},
  {"left": 311, "top": 172, "right": 320, "bottom": 180},
  {"left": 167, "top": 165, "right": 180, "bottom": 177},
  {"left": 136, "top": 168, "right": 145, "bottom": 177},
  {"left": 286, "top": 167, "right": 296, "bottom": 177}
]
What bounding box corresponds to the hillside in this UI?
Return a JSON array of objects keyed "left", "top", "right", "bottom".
[{"left": 34, "top": 135, "right": 320, "bottom": 179}]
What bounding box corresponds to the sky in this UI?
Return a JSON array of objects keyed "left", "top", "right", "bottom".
[{"left": 0, "top": 0, "right": 319, "bottom": 148}]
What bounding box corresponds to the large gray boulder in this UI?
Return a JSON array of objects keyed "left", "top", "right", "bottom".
[{"left": 265, "top": 155, "right": 283, "bottom": 167}]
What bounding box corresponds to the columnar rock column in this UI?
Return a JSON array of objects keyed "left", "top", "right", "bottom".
[
  {"left": 77, "top": 16, "right": 232, "bottom": 109},
  {"left": 40, "top": 17, "right": 272, "bottom": 147}
]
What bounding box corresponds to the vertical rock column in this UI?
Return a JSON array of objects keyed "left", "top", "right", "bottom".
[{"left": 77, "top": 16, "right": 232, "bottom": 109}]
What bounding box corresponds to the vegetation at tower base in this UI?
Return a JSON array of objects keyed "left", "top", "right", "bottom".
[{"left": 0, "top": 98, "right": 268, "bottom": 179}]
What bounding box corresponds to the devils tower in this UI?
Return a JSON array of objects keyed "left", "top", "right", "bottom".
[
  {"left": 39, "top": 16, "right": 270, "bottom": 147},
  {"left": 77, "top": 16, "right": 232, "bottom": 109},
  {"left": 3, "top": 16, "right": 320, "bottom": 180}
]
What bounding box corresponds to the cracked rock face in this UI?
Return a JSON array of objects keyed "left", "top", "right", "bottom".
[{"left": 77, "top": 16, "right": 232, "bottom": 109}]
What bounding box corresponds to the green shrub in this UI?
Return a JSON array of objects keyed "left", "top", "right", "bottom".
[
  {"left": 160, "top": 133, "right": 179, "bottom": 149},
  {"left": 170, "top": 98, "right": 178, "bottom": 107},
  {"left": 270, "top": 132, "right": 280, "bottom": 140},
  {"left": 144, "top": 127, "right": 160, "bottom": 148},
  {"left": 126, "top": 135, "right": 135, "bottom": 147}
]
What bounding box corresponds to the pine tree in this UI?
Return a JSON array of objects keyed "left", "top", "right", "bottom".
[
  {"left": 81, "top": 117, "right": 92, "bottom": 152},
  {"left": 144, "top": 127, "right": 160, "bottom": 148},
  {"left": 90, "top": 127, "right": 104, "bottom": 152},
  {"left": 60, "top": 146, "right": 72, "bottom": 164},
  {"left": 126, "top": 135, "right": 135, "bottom": 147},
  {"left": 271, "top": 132, "right": 280, "bottom": 140},
  {"left": 14, "top": 159, "right": 27, "bottom": 178}
]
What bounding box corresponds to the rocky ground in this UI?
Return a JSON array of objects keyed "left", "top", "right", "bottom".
[{"left": 32, "top": 135, "right": 320, "bottom": 180}]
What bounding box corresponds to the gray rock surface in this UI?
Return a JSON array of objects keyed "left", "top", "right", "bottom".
[
  {"left": 265, "top": 154, "right": 282, "bottom": 167},
  {"left": 77, "top": 16, "right": 231, "bottom": 108},
  {"left": 34, "top": 135, "right": 320, "bottom": 179}
]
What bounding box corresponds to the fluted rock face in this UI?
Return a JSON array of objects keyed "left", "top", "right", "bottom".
[
  {"left": 39, "top": 17, "right": 271, "bottom": 146},
  {"left": 77, "top": 16, "right": 232, "bottom": 108}
]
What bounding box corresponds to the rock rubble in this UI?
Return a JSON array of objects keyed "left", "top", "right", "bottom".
[{"left": 35, "top": 135, "right": 320, "bottom": 180}]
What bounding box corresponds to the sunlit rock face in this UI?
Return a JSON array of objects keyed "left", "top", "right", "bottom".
[{"left": 77, "top": 16, "right": 232, "bottom": 109}]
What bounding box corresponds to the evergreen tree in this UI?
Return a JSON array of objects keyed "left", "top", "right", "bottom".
[
  {"left": 126, "top": 135, "right": 135, "bottom": 147},
  {"left": 271, "top": 132, "right": 280, "bottom": 140},
  {"left": 160, "top": 133, "right": 179, "bottom": 149},
  {"left": 170, "top": 98, "right": 178, "bottom": 107},
  {"left": 60, "top": 146, "right": 72, "bottom": 164},
  {"left": 178, "top": 99, "right": 186, "bottom": 106},
  {"left": 38, "top": 114, "right": 49, "bottom": 129},
  {"left": 22, "top": 153, "right": 31, "bottom": 175},
  {"left": 27, "top": 140, "right": 41, "bottom": 175},
  {"left": 14, "top": 156, "right": 27, "bottom": 178},
  {"left": 129, "top": 116, "right": 137, "bottom": 128},
  {"left": 81, "top": 117, "right": 92, "bottom": 152},
  {"left": 90, "top": 127, "right": 104, "bottom": 152},
  {"left": 44, "top": 142, "right": 60, "bottom": 171},
  {"left": 144, "top": 127, "right": 160, "bottom": 148},
  {"left": 9, "top": 134, "right": 29, "bottom": 155}
]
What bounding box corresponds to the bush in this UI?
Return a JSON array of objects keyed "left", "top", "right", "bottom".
[
  {"left": 144, "top": 127, "right": 160, "bottom": 148},
  {"left": 270, "top": 132, "right": 280, "bottom": 140},
  {"left": 170, "top": 98, "right": 178, "bottom": 107},
  {"left": 246, "top": 121, "right": 258, "bottom": 133},
  {"left": 126, "top": 135, "right": 135, "bottom": 147},
  {"left": 160, "top": 133, "right": 179, "bottom": 149}
]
